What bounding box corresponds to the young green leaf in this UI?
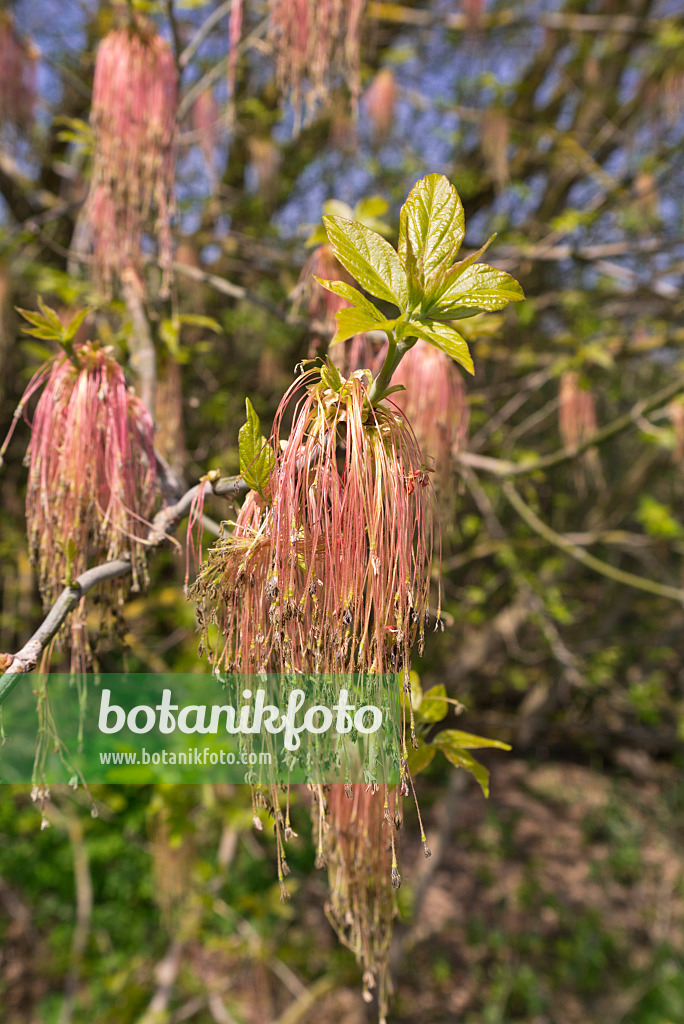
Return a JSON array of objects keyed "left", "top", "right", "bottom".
[
  {"left": 421, "top": 233, "right": 497, "bottom": 313},
  {"left": 433, "top": 728, "right": 512, "bottom": 751},
  {"left": 398, "top": 319, "right": 474, "bottom": 374},
  {"left": 177, "top": 313, "right": 223, "bottom": 333},
  {"left": 436, "top": 743, "right": 491, "bottom": 797},
  {"left": 238, "top": 398, "right": 274, "bottom": 499},
  {"left": 320, "top": 359, "right": 342, "bottom": 392},
  {"left": 398, "top": 173, "right": 465, "bottom": 283},
  {"left": 314, "top": 277, "right": 386, "bottom": 321},
  {"left": 332, "top": 307, "right": 397, "bottom": 345},
  {"left": 407, "top": 738, "right": 436, "bottom": 776},
  {"left": 37, "top": 297, "right": 65, "bottom": 334},
  {"left": 416, "top": 683, "right": 449, "bottom": 723},
  {"left": 323, "top": 215, "right": 408, "bottom": 308},
  {"left": 431, "top": 262, "right": 525, "bottom": 313},
  {"left": 63, "top": 308, "right": 90, "bottom": 343}
]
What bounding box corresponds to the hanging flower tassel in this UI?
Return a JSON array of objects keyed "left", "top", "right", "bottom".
[
  {"left": 194, "top": 368, "right": 437, "bottom": 680},
  {"left": 6, "top": 341, "right": 158, "bottom": 669},
  {"left": 268, "top": 0, "right": 366, "bottom": 127},
  {"left": 86, "top": 20, "right": 178, "bottom": 295},
  {"left": 390, "top": 338, "right": 470, "bottom": 487},
  {"left": 319, "top": 785, "right": 397, "bottom": 1024}
]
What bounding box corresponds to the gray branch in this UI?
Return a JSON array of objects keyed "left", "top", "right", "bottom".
[{"left": 0, "top": 474, "right": 248, "bottom": 704}]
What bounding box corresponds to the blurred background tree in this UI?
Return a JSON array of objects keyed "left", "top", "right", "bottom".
[{"left": 1, "top": 0, "right": 684, "bottom": 1021}]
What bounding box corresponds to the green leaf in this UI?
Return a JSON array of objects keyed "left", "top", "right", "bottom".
[
  {"left": 322, "top": 199, "right": 354, "bottom": 221},
  {"left": 159, "top": 318, "right": 181, "bottom": 357},
  {"left": 63, "top": 308, "right": 90, "bottom": 343},
  {"left": 422, "top": 234, "right": 496, "bottom": 312},
  {"left": 238, "top": 398, "right": 274, "bottom": 499},
  {"left": 19, "top": 325, "right": 64, "bottom": 341},
  {"left": 332, "top": 307, "right": 397, "bottom": 345},
  {"left": 416, "top": 684, "right": 449, "bottom": 723},
  {"left": 323, "top": 215, "right": 408, "bottom": 308},
  {"left": 407, "top": 738, "right": 436, "bottom": 776},
  {"left": 432, "top": 262, "right": 525, "bottom": 313},
  {"left": 437, "top": 744, "right": 490, "bottom": 797},
  {"left": 314, "top": 278, "right": 386, "bottom": 321},
  {"left": 37, "top": 297, "right": 64, "bottom": 333},
  {"left": 400, "top": 319, "right": 474, "bottom": 375},
  {"left": 402, "top": 670, "right": 423, "bottom": 714},
  {"left": 433, "top": 728, "right": 512, "bottom": 751},
  {"left": 398, "top": 173, "right": 464, "bottom": 284},
  {"left": 177, "top": 313, "right": 223, "bottom": 333},
  {"left": 16, "top": 300, "right": 90, "bottom": 348},
  {"left": 382, "top": 384, "right": 407, "bottom": 398},
  {"left": 354, "top": 195, "right": 389, "bottom": 221}
]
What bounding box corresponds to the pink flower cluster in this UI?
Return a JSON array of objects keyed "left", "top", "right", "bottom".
[
  {"left": 318, "top": 784, "right": 396, "bottom": 1023},
  {"left": 391, "top": 339, "right": 470, "bottom": 481},
  {"left": 268, "top": 0, "right": 365, "bottom": 124},
  {"left": 87, "top": 23, "right": 178, "bottom": 294},
  {"left": 21, "top": 343, "right": 158, "bottom": 667},
  {"left": 194, "top": 369, "right": 437, "bottom": 678}
]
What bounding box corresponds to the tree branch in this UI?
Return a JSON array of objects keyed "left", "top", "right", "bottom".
[
  {"left": 165, "top": 0, "right": 184, "bottom": 81},
  {"left": 121, "top": 268, "right": 157, "bottom": 415},
  {"left": 502, "top": 480, "right": 684, "bottom": 606},
  {"left": 180, "top": 0, "right": 233, "bottom": 69},
  {"left": 0, "top": 474, "right": 248, "bottom": 702},
  {"left": 459, "top": 375, "right": 684, "bottom": 478},
  {"left": 178, "top": 17, "right": 268, "bottom": 120},
  {"left": 173, "top": 260, "right": 315, "bottom": 329},
  {"left": 368, "top": 1, "right": 669, "bottom": 33}
]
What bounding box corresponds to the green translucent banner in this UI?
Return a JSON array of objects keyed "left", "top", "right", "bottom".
[{"left": 0, "top": 673, "right": 401, "bottom": 786}]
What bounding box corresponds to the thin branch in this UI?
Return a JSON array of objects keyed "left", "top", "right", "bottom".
[
  {"left": 0, "top": 475, "right": 247, "bottom": 701},
  {"left": 459, "top": 375, "right": 684, "bottom": 478},
  {"left": 273, "top": 976, "right": 337, "bottom": 1024},
  {"left": 121, "top": 268, "right": 157, "bottom": 415},
  {"left": 178, "top": 17, "right": 268, "bottom": 120},
  {"left": 180, "top": 0, "right": 233, "bottom": 69},
  {"left": 57, "top": 813, "right": 94, "bottom": 1024},
  {"left": 469, "top": 366, "right": 555, "bottom": 450},
  {"left": 173, "top": 259, "right": 313, "bottom": 328},
  {"left": 136, "top": 941, "right": 185, "bottom": 1024},
  {"left": 502, "top": 481, "right": 684, "bottom": 606},
  {"left": 165, "top": 0, "right": 184, "bottom": 80},
  {"left": 496, "top": 235, "right": 684, "bottom": 264},
  {"left": 368, "top": 1, "right": 669, "bottom": 33}
]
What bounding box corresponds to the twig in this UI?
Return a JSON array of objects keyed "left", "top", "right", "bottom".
[
  {"left": 459, "top": 375, "right": 684, "bottom": 478},
  {"left": 136, "top": 941, "right": 185, "bottom": 1024},
  {"left": 389, "top": 771, "right": 466, "bottom": 974},
  {"left": 463, "top": 467, "right": 584, "bottom": 691},
  {"left": 180, "top": 0, "right": 233, "bottom": 69},
  {"left": 273, "top": 976, "right": 337, "bottom": 1024},
  {"left": 57, "top": 813, "right": 94, "bottom": 1024},
  {"left": 178, "top": 17, "right": 268, "bottom": 119},
  {"left": 502, "top": 480, "right": 684, "bottom": 606},
  {"left": 469, "top": 366, "right": 555, "bottom": 450},
  {"left": 496, "top": 235, "right": 684, "bottom": 264},
  {"left": 0, "top": 474, "right": 247, "bottom": 701},
  {"left": 173, "top": 260, "right": 310, "bottom": 327},
  {"left": 368, "top": 2, "right": 668, "bottom": 34},
  {"left": 121, "top": 268, "right": 157, "bottom": 415},
  {"left": 165, "top": 0, "right": 184, "bottom": 80}
]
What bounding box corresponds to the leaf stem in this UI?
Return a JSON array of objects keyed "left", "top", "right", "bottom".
[{"left": 367, "top": 332, "right": 415, "bottom": 405}]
